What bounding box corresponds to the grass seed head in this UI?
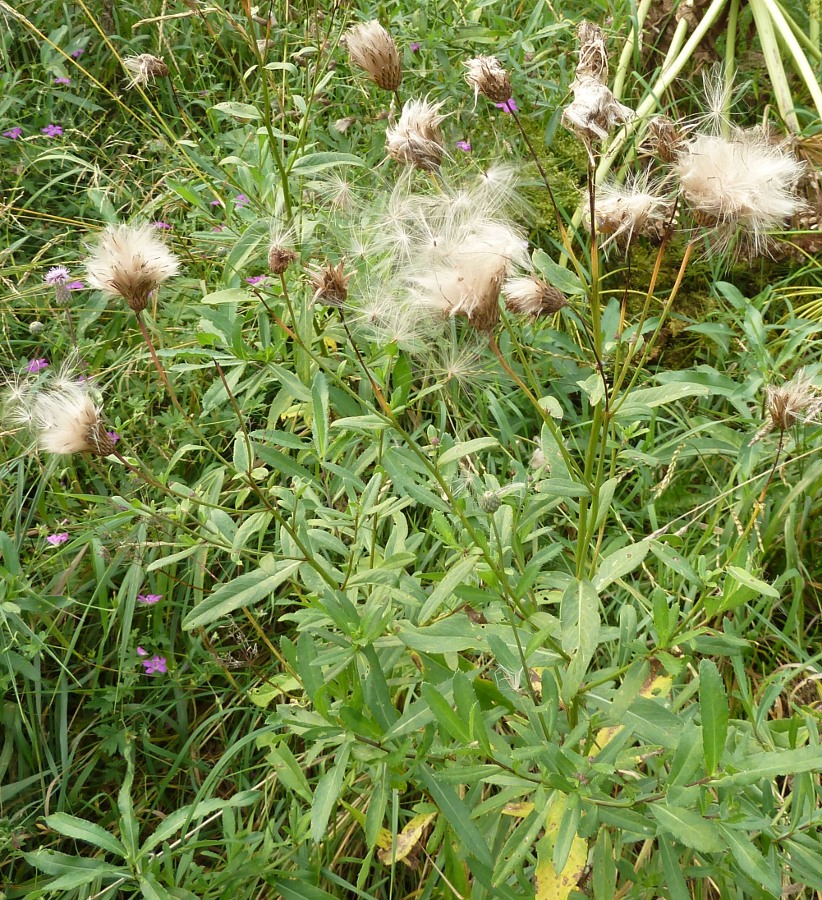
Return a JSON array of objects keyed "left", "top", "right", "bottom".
[
  {"left": 464, "top": 55, "right": 513, "bottom": 104},
  {"left": 385, "top": 98, "right": 446, "bottom": 172},
  {"left": 345, "top": 20, "right": 402, "bottom": 92},
  {"left": 123, "top": 54, "right": 169, "bottom": 88},
  {"left": 85, "top": 224, "right": 180, "bottom": 313},
  {"left": 504, "top": 276, "right": 567, "bottom": 316}
]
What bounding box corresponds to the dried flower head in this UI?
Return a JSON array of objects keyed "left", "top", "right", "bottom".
[
  {"left": 575, "top": 21, "right": 608, "bottom": 83},
  {"left": 754, "top": 369, "right": 822, "bottom": 441},
  {"left": 5, "top": 370, "right": 116, "bottom": 456},
  {"left": 645, "top": 116, "right": 686, "bottom": 163},
  {"left": 310, "top": 259, "right": 349, "bottom": 307},
  {"left": 269, "top": 244, "right": 298, "bottom": 275},
  {"left": 590, "top": 174, "right": 674, "bottom": 247},
  {"left": 123, "top": 54, "right": 169, "bottom": 88},
  {"left": 85, "top": 224, "right": 180, "bottom": 313},
  {"left": 504, "top": 276, "right": 567, "bottom": 316},
  {"left": 385, "top": 98, "right": 446, "bottom": 172},
  {"left": 562, "top": 78, "right": 633, "bottom": 150},
  {"left": 345, "top": 20, "right": 402, "bottom": 92},
  {"left": 464, "top": 56, "right": 512, "bottom": 104},
  {"left": 675, "top": 127, "right": 805, "bottom": 254}
]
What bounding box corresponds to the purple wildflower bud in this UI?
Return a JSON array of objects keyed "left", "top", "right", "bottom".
[
  {"left": 54, "top": 77, "right": 72, "bottom": 85},
  {"left": 246, "top": 274, "right": 267, "bottom": 286},
  {"left": 152, "top": 221, "right": 172, "bottom": 230},
  {"left": 210, "top": 199, "right": 223, "bottom": 206},
  {"left": 106, "top": 430, "right": 120, "bottom": 444},
  {"left": 46, "top": 532, "right": 69, "bottom": 546},
  {"left": 137, "top": 593, "right": 162, "bottom": 604},
  {"left": 494, "top": 98, "right": 518, "bottom": 113},
  {"left": 410, "top": 42, "right": 421, "bottom": 52},
  {"left": 212, "top": 225, "right": 225, "bottom": 232},
  {"left": 45, "top": 266, "right": 70, "bottom": 286},
  {"left": 3, "top": 126, "right": 23, "bottom": 140},
  {"left": 41, "top": 124, "right": 64, "bottom": 137},
  {"left": 71, "top": 49, "right": 85, "bottom": 58},
  {"left": 66, "top": 280, "right": 84, "bottom": 291},
  {"left": 234, "top": 193, "right": 249, "bottom": 206},
  {"left": 26, "top": 358, "right": 49, "bottom": 373},
  {"left": 456, "top": 140, "right": 472, "bottom": 152},
  {"left": 136, "top": 646, "right": 148, "bottom": 656}
]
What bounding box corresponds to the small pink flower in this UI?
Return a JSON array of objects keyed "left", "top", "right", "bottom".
[
  {"left": 212, "top": 225, "right": 225, "bottom": 232},
  {"left": 26, "top": 358, "right": 49, "bottom": 373},
  {"left": 46, "top": 532, "right": 69, "bottom": 546},
  {"left": 494, "top": 98, "right": 518, "bottom": 114},
  {"left": 54, "top": 77, "right": 72, "bottom": 85},
  {"left": 210, "top": 199, "right": 223, "bottom": 206},
  {"left": 41, "top": 124, "right": 64, "bottom": 137},
  {"left": 66, "top": 280, "right": 84, "bottom": 291},
  {"left": 3, "top": 127, "right": 23, "bottom": 140},
  {"left": 142, "top": 655, "right": 167, "bottom": 674},
  {"left": 234, "top": 193, "right": 249, "bottom": 206},
  {"left": 456, "top": 140, "right": 472, "bottom": 152},
  {"left": 136, "top": 646, "right": 148, "bottom": 657},
  {"left": 246, "top": 275, "right": 267, "bottom": 286},
  {"left": 137, "top": 593, "right": 162, "bottom": 605},
  {"left": 106, "top": 430, "right": 120, "bottom": 444},
  {"left": 410, "top": 42, "right": 421, "bottom": 52},
  {"left": 152, "top": 221, "right": 172, "bottom": 230},
  {"left": 71, "top": 49, "right": 85, "bottom": 59}
]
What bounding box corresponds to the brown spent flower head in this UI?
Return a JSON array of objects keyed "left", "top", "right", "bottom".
[
  {"left": 85, "top": 224, "right": 180, "bottom": 313},
  {"left": 310, "top": 259, "right": 349, "bottom": 307},
  {"left": 269, "top": 243, "right": 298, "bottom": 275},
  {"left": 345, "top": 20, "right": 402, "bottom": 92},
  {"left": 504, "top": 276, "right": 567, "bottom": 317},
  {"left": 123, "top": 54, "right": 169, "bottom": 89},
  {"left": 575, "top": 21, "right": 608, "bottom": 83},
  {"left": 754, "top": 369, "right": 822, "bottom": 441},
  {"left": 5, "top": 373, "right": 116, "bottom": 457},
  {"left": 645, "top": 116, "right": 686, "bottom": 164},
  {"left": 385, "top": 98, "right": 446, "bottom": 172},
  {"left": 464, "top": 56, "right": 512, "bottom": 104},
  {"left": 591, "top": 174, "right": 674, "bottom": 247}
]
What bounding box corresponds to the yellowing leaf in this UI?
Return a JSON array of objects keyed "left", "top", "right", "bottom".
[
  {"left": 535, "top": 832, "right": 588, "bottom": 900},
  {"left": 593, "top": 670, "right": 673, "bottom": 751},
  {"left": 502, "top": 801, "right": 535, "bottom": 818},
  {"left": 376, "top": 812, "right": 436, "bottom": 866}
]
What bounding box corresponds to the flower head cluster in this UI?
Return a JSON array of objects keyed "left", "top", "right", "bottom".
[
  {"left": 674, "top": 127, "right": 805, "bottom": 255},
  {"left": 5, "top": 365, "right": 117, "bottom": 457},
  {"left": 385, "top": 98, "right": 446, "bottom": 172},
  {"left": 464, "top": 55, "right": 512, "bottom": 104},
  {"left": 123, "top": 54, "right": 169, "bottom": 88},
  {"left": 345, "top": 20, "right": 402, "bottom": 93},
  {"left": 85, "top": 224, "right": 180, "bottom": 313}
]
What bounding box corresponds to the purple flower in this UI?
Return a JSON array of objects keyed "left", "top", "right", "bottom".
[
  {"left": 107, "top": 430, "right": 120, "bottom": 444},
  {"left": 54, "top": 77, "right": 72, "bottom": 85},
  {"left": 66, "top": 280, "right": 84, "bottom": 291},
  {"left": 41, "top": 124, "right": 63, "bottom": 137},
  {"left": 210, "top": 198, "right": 223, "bottom": 207},
  {"left": 494, "top": 98, "right": 518, "bottom": 114},
  {"left": 142, "top": 655, "right": 167, "bottom": 674},
  {"left": 212, "top": 225, "right": 225, "bottom": 232},
  {"left": 136, "top": 646, "right": 148, "bottom": 657},
  {"left": 26, "top": 358, "right": 49, "bottom": 373},
  {"left": 152, "top": 221, "right": 172, "bottom": 230},
  {"left": 410, "top": 42, "right": 421, "bottom": 52},
  {"left": 45, "top": 266, "right": 70, "bottom": 285},
  {"left": 71, "top": 49, "right": 85, "bottom": 59},
  {"left": 3, "top": 126, "right": 22, "bottom": 140},
  {"left": 46, "top": 532, "right": 69, "bottom": 546},
  {"left": 137, "top": 593, "right": 162, "bottom": 605},
  {"left": 246, "top": 274, "right": 267, "bottom": 286},
  {"left": 456, "top": 140, "right": 472, "bottom": 152},
  {"left": 234, "top": 193, "right": 249, "bottom": 206}
]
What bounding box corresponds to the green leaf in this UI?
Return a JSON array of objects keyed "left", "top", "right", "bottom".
[
  {"left": 421, "top": 683, "right": 472, "bottom": 744},
  {"left": 418, "top": 554, "right": 481, "bottom": 624},
  {"left": 658, "top": 835, "right": 691, "bottom": 900},
  {"left": 419, "top": 765, "right": 492, "bottom": 867},
  {"left": 699, "top": 659, "right": 728, "bottom": 775},
  {"left": 311, "top": 743, "right": 351, "bottom": 844},
  {"left": 651, "top": 803, "right": 726, "bottom": 853},
  {"left": 117, "top": 740, "right": 139, "bottom": 860},
  {"left": 725, "top": 566, "right": 780, "bottom": 598},
  {"left": 720, "top": 825, "right": 781, "bottom": 897},
  {"left": 714, "top": 745, "right": 822, "bottom": 786},
  {"left": 211, "top": 101, "right": 261, "bottom": 119},
  {"left": 613, "top": 383, "right": 712, "bottom": 420},
  {"left": 592, "top": 828, "right": 616, "bottom": 900},
  {"left": 140, "top": 873, "right": 174, "bottom": 900},
  {"left": 289, "top": 151, "right": 365, "bottom": 176},
  {"left": 311, "top": 372, "right": 329, "bottom": 459},
  {"left": 560, "top": 578, "right": 600, "bottom": 700},
  {"left": 592, "top": 540, "right": 650, "bottom": 592},
  {"left": 44, "top": 813, "right": 126, "bottom": 858},
  {"left": 437, "top": 437, "right": 499, "bottom": 466},
  {"left": 182, "top": 558, "right": 300, "bottom": 630},
  {"left": 532, "top": 248, "right": 586, "bottom": 295}
]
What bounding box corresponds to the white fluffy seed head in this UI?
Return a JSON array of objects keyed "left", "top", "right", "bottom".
[
  {"left": 675, "top": 128, "right": 805, "bottom": 254},
  {"left": 385, "top": 98, "right": 446, "bottom": 172},
  {"left": 754, "top": 369, "right": 822, "bottom": 441},
  {"left": 504, "top": 276, "right": 567, "bottom": 317},
  {"left": 123, "top": 54, "right": 169, "bottom": 88},
  {"left": 562, "top": 76, "right": 633, "bottom": 150},
  {"left": 4, "top": 374, "right": 115, "bottom": 456},
  {"left": 464, "top": 55, "right": 512, "bottom": 103},
  {"left": 591, "top": 174, "right": 674, "bottom": 248},
  {"left": 345, "top": 20, "right": 402, "bottom": 92},
  {"left": 85, "top": 224, "right": 180, "bottom": 312}
]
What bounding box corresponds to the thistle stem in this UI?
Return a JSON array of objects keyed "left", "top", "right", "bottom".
[{"left": 135, "top": 310, "right": 189, "bottom": 420}]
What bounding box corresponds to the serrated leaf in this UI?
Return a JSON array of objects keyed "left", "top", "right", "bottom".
[
  {"left": 699, "top": 659, "right": 728, "bottom": 775},
  {"left": 652, "top": 803, "right": 726, "bottom": 853},
  {"left": 311, "top": 372, "right": 329, "bottom": 459},
  {"left": 721, "top": 825, "right": 781, "bottom": 897},
  {"left": 182, "top": 558, "right": 300, "bottom": 630},
  {"left": 725, "top": 565, "right": 780, "bottom": 598}
]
